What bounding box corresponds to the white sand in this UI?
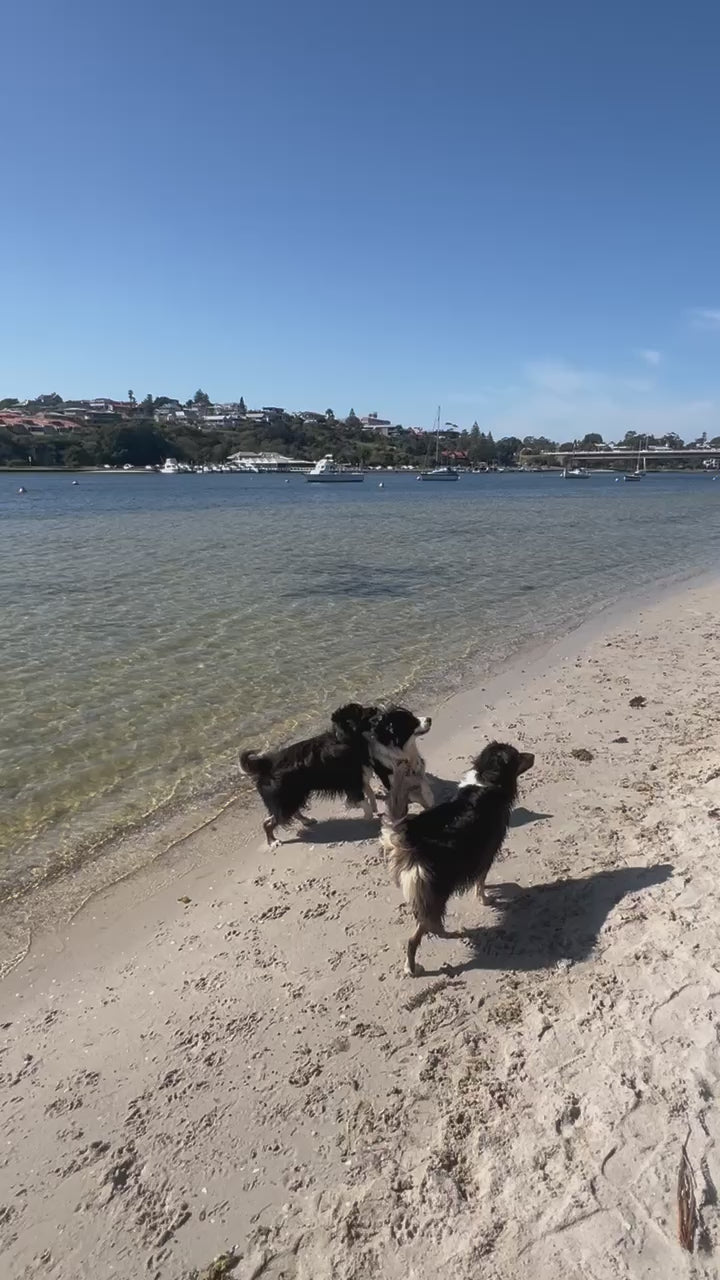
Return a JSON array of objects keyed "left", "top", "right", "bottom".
[{"left": 2, "top": 577, "right": 720, "bottom": 1278}]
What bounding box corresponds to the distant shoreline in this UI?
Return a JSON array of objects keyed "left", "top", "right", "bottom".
[{"left": 2, "top": 464, "right": 717, "bottom": 475}]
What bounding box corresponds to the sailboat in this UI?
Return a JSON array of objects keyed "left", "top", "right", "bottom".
[
  {"left": 624, "top": 437, "right": 645, "bottom": 481},
  {"left": 561, "top": 442, "right": 590, "bottom": 478},
  {"left": 418, "top": 408, "right": 459, "bottom": 481}
]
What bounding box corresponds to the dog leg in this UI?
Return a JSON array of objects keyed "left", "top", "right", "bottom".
[
  {"left": 362, "top": 771, "right": 378, "bottom": 819},
  {"left": 296, "top": 811, "right": 317, "bottom": 827},
  {"left": 405, "top": 924, "right": 427, "bottom": 976},
  {"left": 475, "top": 873, "right": 489, "bottom": 905},
  {"left": 263, "top": 816, "right": 280, "bottom": 849},
  {"left": 419, "top": 777, "right": 434, "bottom": 809}
]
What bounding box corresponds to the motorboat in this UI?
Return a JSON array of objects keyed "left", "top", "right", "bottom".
[
  {"left": 306, "top": 455, "right": 364, "bottom": 483},
  {"left": 419, "top": 467, "right": 459, "bottom": 481}
]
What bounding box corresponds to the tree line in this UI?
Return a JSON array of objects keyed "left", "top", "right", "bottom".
[
  {"left": 1, "top": 402, "right": 717, "bottom": 470},
  {"left": 0, "top": 414, "right": 517, "bottom": 470}
]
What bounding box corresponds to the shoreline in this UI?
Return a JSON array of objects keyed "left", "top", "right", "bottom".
[
  {"left": 2, "top": 563, "right": 712, "bottom": 977},
  {"left": 3, "top": 464, "right": 719, "bottom": 474},
  {"left": 3, "top": 563, "right": 717, "bottom": 980},
  {"left": 3, "top": 574, "right": 720, "bottom": 1276}
]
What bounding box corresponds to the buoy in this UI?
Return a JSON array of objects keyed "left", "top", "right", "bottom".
[
  {"left": 72, "top": 479, "right": 79, "bottom": 485},
  {"left": 285, "top": 479, "right": 289, "bottom": 484},
  {"left": 17, "top": 486, "right": 26, "bottom": 494},
  {"left": 378, "top": 482, "right": 384, "bottom": 488}
]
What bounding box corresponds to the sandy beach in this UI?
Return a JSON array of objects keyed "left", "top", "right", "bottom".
[{"left": 2, "top": 576, "right": 720, "bottom": 1279}]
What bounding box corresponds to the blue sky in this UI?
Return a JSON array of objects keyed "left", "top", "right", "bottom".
[{"left": 3, "top": 0, "right": 720, "bottom": 439}]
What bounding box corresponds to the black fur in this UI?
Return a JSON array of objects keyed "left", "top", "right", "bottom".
[
  {"left": 384, "top": 741, "right": 534, "bottom": 974},
  {"left": 239, "top": 702, "right": 376, "bottom": 847}
]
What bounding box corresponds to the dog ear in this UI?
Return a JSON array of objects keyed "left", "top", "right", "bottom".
[
  {"left": 368, "top": 707, "right": 392, "bottom": 744},
  {"left": 331, "top": 702, "right": 364, "bottom": 734}
]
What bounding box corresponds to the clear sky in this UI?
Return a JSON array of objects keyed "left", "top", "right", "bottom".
[{"left": 3, "top": 0, "right": 720, "bottom": 438}]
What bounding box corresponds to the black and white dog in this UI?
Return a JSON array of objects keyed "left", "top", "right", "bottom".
[
  {"left": 240, "top": 702, "right": 376, "bottom": 848},
  {"left": 365, "top": 705, "right": 433, "bottom": 813},
  {"left": 239, "top": 702, "right": 433, "bottom": 847},
  {"left": 381, "top": 742, "right": 534, "bottom": 974}
]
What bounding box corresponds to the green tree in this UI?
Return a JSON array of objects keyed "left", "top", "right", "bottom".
[
  {"left": 101, "top": 423, "right": 170, "bottom": 467},
  {"left": 326, "top": 408, "right": 335, "bottom": 421},
  {"left": 239, "top": 396, "right": 247, "bottom": 415},
  {"left": 194, "top": 388, "right": 211, "bottom": 407},
  {"left": 0, "top": 426, "right": 25, "bottom": 463},
  {"left": 495, "top": 436, "right": 522, "bottom": 466},
  {"left": 522, "top": 436, "right": 558, "bottom": 455},
  {"left": 468, "top": 422, "right": 482, "bottom": 463},
  {"left": 65, "top": 441, "right": 93, "bottom": 468},
  {"left": 128, "top": 389, "right": 136, "bottom": 405},
  {"left": 580, "top": 433, "right": 603, "bottom": 449}
]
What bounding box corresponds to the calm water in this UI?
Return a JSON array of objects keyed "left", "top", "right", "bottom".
[{"left": 2, "top": 469, "right": 719, "bottom": 899}]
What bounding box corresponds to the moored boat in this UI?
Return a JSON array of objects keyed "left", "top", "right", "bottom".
[
  {"left": 306, "top": 455, "right": 364, "bottom": 483},
  {"left": 419, "top": 466, "right": 459, "bottom": 482}
]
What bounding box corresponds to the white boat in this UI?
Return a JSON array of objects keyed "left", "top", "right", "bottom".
[
  {"left": 624, "top": 437, "right": 646, "bottom": 481},
  {"left": 159, "top": 457, "right": 180, "bottom": 474},
  {"left": 419, "top": 466, "right": 459, "bottom": 482},
  {"left": 418, "top": 408, "right": 459, "bottom": 481},
  {"left": 306, "top": 455, "right": 364, "bottom": 483},
  {"left": 562, "top": 466, "right": 590, "bottom": 479}
]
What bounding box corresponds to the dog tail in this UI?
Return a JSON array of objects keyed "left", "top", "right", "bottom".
[
  {"left": 386, "top": 836, "right": 434, "bottom": 922},
  {"left": 239, "top": 749, "right": 271, "bottom": 778}
]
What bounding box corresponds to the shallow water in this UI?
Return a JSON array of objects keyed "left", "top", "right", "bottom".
[{"left": 2, "top": 468, "right": 719, "bottom": 898}]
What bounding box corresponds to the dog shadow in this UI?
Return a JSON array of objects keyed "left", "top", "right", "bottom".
[
  {"left": 291, "top": 816, "right": 380, "bottom": 845},
  {"left": 510, "top": 807, "right": 553, "bottom": 828},
  {"left": 429, "top": 862, "right": 673, "bottom": 977}
]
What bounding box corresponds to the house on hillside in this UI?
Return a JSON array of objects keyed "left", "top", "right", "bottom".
[{"left": 360, "top": 413, "right": 393, "bottom": 437}]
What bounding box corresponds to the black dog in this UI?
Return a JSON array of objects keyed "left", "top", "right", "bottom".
[
  {"left": 381, "top": 741, "right": 534, "bottom": 974},
  {"left": 240, "top": 702, "right": 376, "bottom": 847}
]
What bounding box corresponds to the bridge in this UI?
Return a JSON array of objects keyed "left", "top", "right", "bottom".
[{"left": 533, "top": 448, "right": 720, "bottom": 464}]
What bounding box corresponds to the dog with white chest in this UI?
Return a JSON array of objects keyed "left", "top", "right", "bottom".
[
  {"left": 364, "top": 705, "right": 433, "bottom": 814},
  {"left": 382, "top": 741, "right": 535, "bottom": 974}
]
